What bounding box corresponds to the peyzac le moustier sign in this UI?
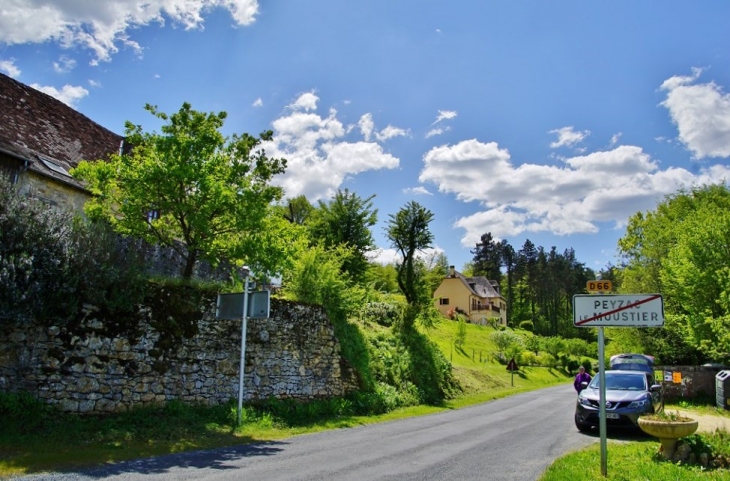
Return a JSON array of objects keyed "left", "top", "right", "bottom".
[{"left": 573, "top": 294, "right": 664, "bottom": 328}]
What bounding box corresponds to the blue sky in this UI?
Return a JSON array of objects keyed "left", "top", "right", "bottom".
[{"left": 2, "top": 1, "right": 730, "bottom": 273}]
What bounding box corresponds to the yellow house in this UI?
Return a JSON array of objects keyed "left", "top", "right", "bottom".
[{"left": 433, "top": 266, "right": 507, "bottom": 326}]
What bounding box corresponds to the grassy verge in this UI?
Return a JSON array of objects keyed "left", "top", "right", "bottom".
[
  {"left": 0, "top": 320, "right": 571, "bottom": 478},
  {"left": 540, "top": 403, "right": 730, "bottom": 481}
]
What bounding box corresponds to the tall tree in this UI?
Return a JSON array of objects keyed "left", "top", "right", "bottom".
[
  {"left": 386, "top": 201, "right": 435, "bottom": 314},
  {"left": 281, "top": 195, "right": 314, "bottom": 225},
  {"left": 73, "top": 102, "right": 286, "bottom": 279},
  {"left": 307, "top": 189, "right": 378, "bottom": 283},
  {"left": 471, "top": 232, "right": 503, "bottom": 282}
]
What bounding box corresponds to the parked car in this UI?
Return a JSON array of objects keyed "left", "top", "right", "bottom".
[
  {"left": 609, "top": 353, "right": 655, "bottom": 373},
  {"left": 574, "top": 358, "right": 663, "bottom": 432}
]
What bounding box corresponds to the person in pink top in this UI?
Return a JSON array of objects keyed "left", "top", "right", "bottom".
[{"left": 574, "top": 366, "right": 592, "bottom": 393}]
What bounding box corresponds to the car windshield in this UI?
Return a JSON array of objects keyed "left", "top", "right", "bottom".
[{"left": 588, "top": 373, "right": 646, "bottom": 391}]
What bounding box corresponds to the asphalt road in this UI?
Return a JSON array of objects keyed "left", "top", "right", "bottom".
[{"left": 18, "top": 384, "right": 599, "bottom": 481}]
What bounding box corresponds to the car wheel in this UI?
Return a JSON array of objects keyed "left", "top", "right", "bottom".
[{"left": 575, "top": 415, "right": 592, "bottom": 432}]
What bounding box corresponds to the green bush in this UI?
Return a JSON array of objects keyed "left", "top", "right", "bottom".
[
  {"left": 518, "top": 320, "right": 534, "bottom": 332},
  {"left": 359, "top": 301, "right": 402, "bottom": 327}
]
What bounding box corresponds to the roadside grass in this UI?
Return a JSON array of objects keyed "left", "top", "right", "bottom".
[
  {"left": 0, "top": 319, "right": 571, "bottom": 478},
  {"left": 541, "top": 433, "right": 730, "bottom": 481}
]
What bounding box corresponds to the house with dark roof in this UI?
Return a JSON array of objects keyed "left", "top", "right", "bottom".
[
  {"left": 0, "top": 72, "right": 125, "bottom": 211},
  {"left": 433, "top": 266, "right": 507, "bottom": 326}
]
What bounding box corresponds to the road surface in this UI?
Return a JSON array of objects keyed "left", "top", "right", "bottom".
[{"left": 17, "top": 384, "right": 598, "bottom": 481}]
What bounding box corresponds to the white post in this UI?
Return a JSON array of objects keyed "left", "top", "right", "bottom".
[
  {"left": 598, "top": 326, "right": 607, "bottom": 476},
  {"left": 237, "top": 268, "right": 250, "bottom": 425}
]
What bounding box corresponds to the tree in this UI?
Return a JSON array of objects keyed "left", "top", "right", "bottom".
[
  {"left": 471, "top": 232, "right": 502, "bottom": 282},
  {"left": 307, "top": 189, "right": 378, "bottom": 283},
  {"left": 281, "top": 195, "right": 314, "bottom": 225},
  {"left": 386, "top": 201, "right": 435, "bottom": 328},
  {"left": 73, "top": 102, "right": 286, "bottom": 279}
]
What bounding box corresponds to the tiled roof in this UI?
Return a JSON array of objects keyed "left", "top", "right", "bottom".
[
  {"left": 0, "top": 72, "right": 124, "bottom": 191},
  {"left": 447, "top": 269, "right": 504, "bottom": 300}
]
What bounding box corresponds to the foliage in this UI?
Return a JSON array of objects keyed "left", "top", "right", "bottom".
[
  {"left": 542, "top": 336, "right": 566, "bottom": 358},
  {"left": 307, "top": 189, "right": 378, "bottom": 283},
  {"left": 359, "top": 301, "right": 404, "bottom": 327},
  {"left": 386, "top": 201, "right": 435, "bottom": 317},
  {"left": 490, "top": 330, "right": 524, "bottom": 360},
  {"left": 519, "top": 320, "right": 534, "bottom": 332},
  {"left": 72, "top": 102, "right": 287, "bottom": 279},
  {"left": 0, "top": 180, "right": 147, "bottom": 324},
  {"left": 280, "top": 194, "right": 314, "bottom": 225},
  {"left": 365, "top": 262, "right": 400, "bottom": 293},
  {"left": 616, "top": 184, "right": 730, "bottom": 363},
  {"left": 454, "top": 315, "right": 467, "bottom": 349}
]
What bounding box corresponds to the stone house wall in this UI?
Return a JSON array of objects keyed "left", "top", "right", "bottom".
[{"left": 0, "top": 298, "right": 359, "bottom": 413}]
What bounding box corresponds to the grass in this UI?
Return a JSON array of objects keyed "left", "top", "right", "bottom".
[{"left": 539, "top": 402, "right": 730, "bottom": 480}]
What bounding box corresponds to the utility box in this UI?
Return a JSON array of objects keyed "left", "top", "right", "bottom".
[{"left": 716, "top": 371, "right": 730, "bottom": 410}]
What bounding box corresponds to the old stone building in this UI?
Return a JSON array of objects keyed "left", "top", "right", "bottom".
[{"left": 0, "top": 72, "right": 125, "bottom": 210}]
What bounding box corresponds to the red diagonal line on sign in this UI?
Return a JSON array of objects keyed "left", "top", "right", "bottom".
[{"left": 575, "top": 294, "right": 661, "bottom": 326}]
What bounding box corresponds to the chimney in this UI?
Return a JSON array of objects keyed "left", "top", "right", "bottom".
[{"left": 449, "top": 265, "right": 455, "bottom": 277}]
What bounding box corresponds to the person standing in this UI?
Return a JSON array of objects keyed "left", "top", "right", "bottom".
[{"left": 574, "top": 366, "right": 592, "bottom": 393}]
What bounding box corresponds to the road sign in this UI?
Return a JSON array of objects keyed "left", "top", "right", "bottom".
[
  {"left": 506, "top": 358, "right": 518, "bottom": 371},
  {"left": 586, "top": 280, "right": 612, "bottom": 292},
  {"left": 216, "top": 291, "right": 271, "bottom": 320},
  {"left": 573, "top": 294, "right": 664, "bottom": 327}
]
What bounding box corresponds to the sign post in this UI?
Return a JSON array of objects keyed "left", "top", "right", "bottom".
[
  {"left": 574, "top": 287, "right": 664, "bottom": 477},
  {"left": 506, "top": 358, "right": 518, "bottom": 386}
]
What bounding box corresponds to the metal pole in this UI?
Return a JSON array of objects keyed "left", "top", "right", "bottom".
[
  {"left": 598, "top": 326, "right": 607, "bottom": 476},
  {"left": 237, "top": 271, "right": 250, "bottom": 425}
]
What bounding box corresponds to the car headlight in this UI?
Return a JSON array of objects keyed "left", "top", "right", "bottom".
[
  {"left": 628, "top": 397, "right": 649, "bottom": 409},
  {"left": 578, "top": 396, "right": 593, "bottom": 407}
]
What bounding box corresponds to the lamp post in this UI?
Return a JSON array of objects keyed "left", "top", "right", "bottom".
[{"left": 237, "top": 266, "right": 250, "bottom": 425}]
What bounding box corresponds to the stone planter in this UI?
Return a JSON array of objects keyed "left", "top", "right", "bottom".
[{"left": 638, "top": 417, "right": 699, "bottom": 460}]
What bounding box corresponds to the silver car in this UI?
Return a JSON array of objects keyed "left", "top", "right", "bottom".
[{"left": 574, "top": 369, "right": 664, "bottom": 432}]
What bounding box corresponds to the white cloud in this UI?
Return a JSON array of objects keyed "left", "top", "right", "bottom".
[
  {"left": 30, "top": 83, "right": 89, "bottom": 107},
  {"left": 0, "top": 58, "right": 20, "bottom": 77},
  {"left": 660, "top": 69, "right": 730, "bottom": 159},
  {"left": 426, "top": 127, "right": 448, "bottom": 138},
  {"left": 358, "top": 113, "right": 374, "bottom": 141},
  {"left": 265, "top": 93, "right": 400, "bottom": 201},
  {"left": 376, "top": 125, "right": 408, "bottom": 142},
  {"left": 433, "top": 110, "right": 457, "bottom": 125},
  {"left": 610, "top": 133, "right": 622, "bottom": 146},
  {"left": 368, "top": 246, "right": 444, "bottom": 266},
  {"left": 403, "top": 186, "right": 432, "bottom": 196},
  {"left": 88, "top": 79, "right": 101, "bottom": 88},
  {"left": 0, "top": 0, "right": 259, "bottom": 64},
  {"left": 53, "top": 55, "right": 76, "bottom": 73},
  {"left": 419, "top": 138, "right": 730, "bottom": 247},
  {"left": 549, "top": 126, "right": 590, "bottom": 148},
  {"left": 252, "top": 98, "right": 263, "bottom": 107}
]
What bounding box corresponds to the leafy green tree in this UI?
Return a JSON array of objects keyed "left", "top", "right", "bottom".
[
  {"left": 307, "top": 189, "right": 378, "bottom": 283},
  {"left": 454, "top": 315, "right": 467, "bottom": 350},
  {"left": 365, "top": 262, "right": 400, "bottom": 293},
  {"left": 424, "top": 251, "right": 449, "bottom": 295},
  {"left": 73, "top": 102, "right": 286, "bottom": 279},
  {"left": 386, "top": 201, "right": 435, "bottom": 310},
  {"left": 490, "top": 330, "right": 523, "bottom": 361},
  {"left": 281, "top": 195, "right": 314, "bottom": 225}
]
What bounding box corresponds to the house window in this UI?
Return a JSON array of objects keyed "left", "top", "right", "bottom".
[
  {"left": 147, "top": 209, "right": 160, "bottom": 223},
  {"left": 439, "top": 298, "right": 449, "bottom": 305},
  {"left": 38, "top": 155, "right": 72, "bottom": 178}
]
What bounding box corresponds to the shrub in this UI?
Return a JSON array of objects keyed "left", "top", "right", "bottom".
[
  {"left": 518, "top": 320, "right": 534, "bottom": 332},
  {"left": 521, "top": 350, "right": 538, "bottom": 366},
  {"left": 359, "top": 301, "right": 402, "bottom": 327}
]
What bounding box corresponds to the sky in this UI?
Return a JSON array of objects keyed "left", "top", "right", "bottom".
[{"left": 2, "top": 1, "right": 730, "bottom": 274}]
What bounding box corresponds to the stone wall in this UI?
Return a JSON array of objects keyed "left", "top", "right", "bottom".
[{"left": 0, "top": 298, "right": 359, "bottom": 413}]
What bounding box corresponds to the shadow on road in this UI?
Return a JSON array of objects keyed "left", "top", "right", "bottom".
[{"left": 62, "top": 440, "right": 288, "bottom": 479}]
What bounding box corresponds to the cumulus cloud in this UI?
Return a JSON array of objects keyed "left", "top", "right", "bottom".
[
  {"left": 0, "top": 59, "right": 20, "bottom": 77},
  {"left": 264, "top": 93, "right": 400, "bottom": 201},
  {"left": 549, "top": 126, "right": 590, "bottom": 148},
  {"left": 0, "top": 0, "right": 259, "bottom": 64},
  {"left": 31, "top": 83, "right": 89, "bottom": 107},
  {"left": 660, "top": 69, "right": 730, "bottom": 159},
  {"left": 419, "top": 138, "right": 730, "bottom": 248},
  {"left": 358, "top": 113, "right": 407, "bottom": 142},
  {"left": 368, "top": 246, "right": 444, "bottom": 266}
]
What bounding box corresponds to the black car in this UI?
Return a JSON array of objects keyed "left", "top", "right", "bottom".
[{"left": 574, "top": 357, "right": 663, "bottom": 432}]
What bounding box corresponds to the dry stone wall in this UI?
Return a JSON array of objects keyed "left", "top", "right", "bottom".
[{"left": 0, "top": 297, "right": 359, "bottom": 413}]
